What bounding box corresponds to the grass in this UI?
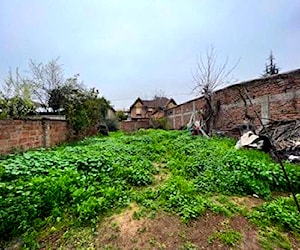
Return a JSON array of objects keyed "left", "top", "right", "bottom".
[
  {"left": 208, "top": 228, "right": 243, "bottom": 247},
  {"left": 0, "top": 129, "right": 299, "bottom": 249},
  {"left": 259, "top": 228, "right": 292, "bottom": 250}
]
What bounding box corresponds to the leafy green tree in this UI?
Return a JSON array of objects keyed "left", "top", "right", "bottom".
[
  {"left": 1, "top": 60, "right": 112, "bottom": 133},
  {"left": 48, "top": 74, "right": 83, "bottom": 112},
  {"left": 1, "top": 58, "right": 65, "bottom": 117},
  {"left": 116, "top": 110, "right": 128, "bottom": 121},
  {"left": 0, "top": 97, "right": 35, "bottom": 119},
  {"left": 48, "top": 75, "right": 111, "bottom": 133}
]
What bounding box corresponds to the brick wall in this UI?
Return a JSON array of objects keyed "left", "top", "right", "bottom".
[
  {"left": 120, "top": 120, "right": 150, "bottom": 132},
  {"left": 0, "top": 119, "right": 68, "bottom": 155},
  {"left": 48, "top": 120, "right": 69, "bottom": 147},
  {"left": 167, "top": 69, "right": 300, "bottom": 133}
]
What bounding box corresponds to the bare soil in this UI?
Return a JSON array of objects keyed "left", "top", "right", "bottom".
[
  {"left": 95, "top": 205, "right": 260, "bottom": 250},
  {"left": 17, "top": 197, "right": 299, "bottom": 249},
  {"left": 33, "top": 202, "right": 300, "bottom": 249}
]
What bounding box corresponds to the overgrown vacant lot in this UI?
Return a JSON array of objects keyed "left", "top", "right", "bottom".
[{"left": 1, "top": 129, "right": 300, "bottom": 249}]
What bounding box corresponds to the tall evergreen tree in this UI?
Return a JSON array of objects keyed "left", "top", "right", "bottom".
[{"left": 263, "top": 51, "right": 279, "bottom": 76}]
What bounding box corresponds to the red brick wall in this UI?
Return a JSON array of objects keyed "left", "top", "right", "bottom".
[
  {"left": 48, "top": 120, "right": 69, "bottom": 147},
  {"left": 120, "top": 120, "right": 150, "bottom": 132},
  {"left": 167, "top": 69, "right": 300, "bottom": 132},
  {"left": 0, "top": 119, "right": 68, "bottom": 155}
]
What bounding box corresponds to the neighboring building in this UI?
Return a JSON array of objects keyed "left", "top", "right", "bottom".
[
  {"left": 106, "top": 106, "right": 116, "bottom": 120},
  {"left": 129, "top": 97, "right": 177, "bottom": 120}
]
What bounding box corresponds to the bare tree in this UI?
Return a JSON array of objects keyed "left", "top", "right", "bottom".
[
  {"left": 153, "top": 89, "right": 166, "bottom": 99},
  {"left": 28, "top": 57, "right": 64, "bottom": 109},
  {"left": 2, "top": 68, "right": 32, "bottom": 101},
  {"left": 0, "top": 68, "right": 35, "bottom": 118},
  {"left": 192, "top": 46, "right": 239, "bottom": 135}
]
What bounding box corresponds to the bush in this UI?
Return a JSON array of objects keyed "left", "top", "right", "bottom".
[
  {"left": 105, "top": 118, "right": 119, "bottom": 132},
  {"left": 150, "top": 117, "right": 170, "bottom": 130},
  {"left": 0, "top": 97, "right": 35, "bottom": 119}
]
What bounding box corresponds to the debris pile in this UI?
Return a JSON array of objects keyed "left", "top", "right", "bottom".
[
  {"left": 234, "top": 120, "right": 300, "bottom": 163},
  {"left": 235, "top": 131, "right": 271, "bottom": 152},
  {"left": 259, "top": 120, "right": 300, "bottom": 163}
]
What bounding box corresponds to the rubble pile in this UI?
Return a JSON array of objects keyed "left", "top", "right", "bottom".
[{"left": 259, "top": 120, "right": 300, "bottom": 163}]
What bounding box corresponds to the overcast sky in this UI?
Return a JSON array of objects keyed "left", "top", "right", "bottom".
[{"left": 1, "top": 0, "right": 299, "bottom": 109}]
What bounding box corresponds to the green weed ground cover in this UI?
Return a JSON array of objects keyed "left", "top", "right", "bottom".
[{"left": 0, "top": 129, "right": 299, "bottom": 248}]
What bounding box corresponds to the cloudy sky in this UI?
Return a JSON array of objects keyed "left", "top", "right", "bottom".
[{"left": 1, "top": 0, "right": 299, "bottom": 109}]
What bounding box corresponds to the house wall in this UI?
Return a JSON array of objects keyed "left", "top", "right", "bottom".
[
  {"left": 130, "top": 101, "right": 147, "bottom": 119},
  {"left": 152, "top": 110, "right": 165, "bottom": 119},
  {"left": 167, "top": 69, "right": 300, "bottom": 135},
  {"left": 106, "top": 108, "right": 116, "bottom": 120},
  {"left": 0, "top": 119, "right": 68, "bottom": 155},
  {"left": 166, "top": 101, "right": 177, "bottom": 109}
]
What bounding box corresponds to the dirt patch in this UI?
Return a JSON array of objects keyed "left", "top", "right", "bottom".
[
  {"left": 184, "top": 213, "right": 260, "bottom": 249},
  {"left": 229, "top": 216, "right": 260, "bottom": 250},
  {"left": 39, "top": 230, "right": 66, "bottom": 250},
  {"left": 96, "top": 207, "right": 261, "bottom": 250},
  {"left": 153, "top": 170, "right": 170, "bottom": 185},
  {"left": 37, "top": 203, "right": 299, "bottom": 249},
  {"left": 98, "top": 205, "right": 147, "bottom": 247},
  {"left": 34, "top": 205, "right": 300, "bottom": 249},
  {"left": 287, "top": 232, "right": 300, "bottom": 250},
  {"left": 229, "top": 196, "right": 264, "bottom": 210},
  {"left": 96, "top": 205, "right": 186, "bottom": 249},
  {"left": 184, "top": 212, "right": 231, "bottom": 249}
]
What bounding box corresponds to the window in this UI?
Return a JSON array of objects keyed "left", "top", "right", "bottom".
[{"left": 136, "top": 107, "right": 141, "bottom": 115}]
